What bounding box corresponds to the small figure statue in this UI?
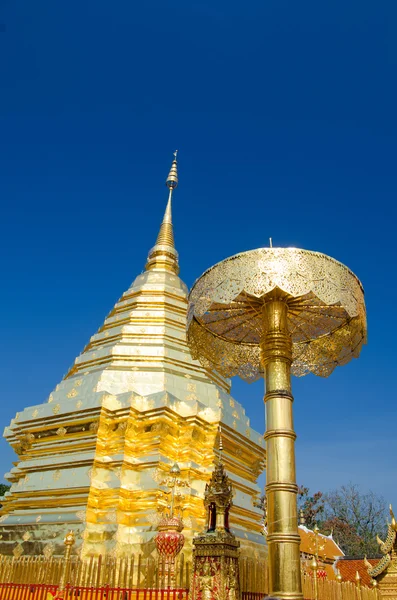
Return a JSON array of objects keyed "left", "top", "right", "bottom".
[{"left": 200, "top": 562, "right": 213, "bottom": 600}]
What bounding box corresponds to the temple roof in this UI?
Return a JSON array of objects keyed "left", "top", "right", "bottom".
[
  {"left": 335, "top": 558, "right": 379, "bottom": 586},
  {"left": 299, "top": 525, "right": 344, "bottom": 562}
]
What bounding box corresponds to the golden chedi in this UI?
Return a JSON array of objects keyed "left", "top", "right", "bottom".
[{"left": 0, "top": 154, "right": 266, "bottom": 561}]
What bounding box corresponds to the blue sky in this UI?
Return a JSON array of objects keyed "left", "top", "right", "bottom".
[{"left": 0, "top": 0, "right": 396, "bottom": 504}]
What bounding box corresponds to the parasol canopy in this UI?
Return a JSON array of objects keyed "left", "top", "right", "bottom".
[{"left": 187, "top": 247, "right": 367, "bottom": 382}]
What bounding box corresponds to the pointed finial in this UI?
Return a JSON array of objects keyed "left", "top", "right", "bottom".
[
  {"left": 166, "top": 151, "right": 178, "bottom": 189},
  {"left": 390, "top": 505, "right": 396, "bottom": 530},
  {"left": 145, "top": 152, "right": 180, "bottom": 274},
  {"left": 170, "top": 462, "right": 181, "bottom": 477}
]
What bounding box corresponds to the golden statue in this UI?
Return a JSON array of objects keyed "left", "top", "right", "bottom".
[{"left": 200, "top": 562, "right": 214, "bottom": 600}]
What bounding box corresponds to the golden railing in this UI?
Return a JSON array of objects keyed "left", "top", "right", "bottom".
[
  {"left": 239, "top": 555, "right": 268, "bottom": 594},
  {"left": 302, "top": 574, "right": 379, "bottom": 600},
  {"left": 0, "top": 554, "right": 380, "bottom": 600},
  {"left": 0, "top": 553, "right": 191, "bottom": 589},
  {"left": 0, "top": 553, "right": 268, "bottom": 592}
]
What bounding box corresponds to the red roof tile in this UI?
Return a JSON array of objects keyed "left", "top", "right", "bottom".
[{"left": 335, "top": 558, "right": 379, "bottom": 587}]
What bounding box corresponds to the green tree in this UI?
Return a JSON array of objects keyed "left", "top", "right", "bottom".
[{"left": 0, "top": 483, "right": 10, "bottom": 509}]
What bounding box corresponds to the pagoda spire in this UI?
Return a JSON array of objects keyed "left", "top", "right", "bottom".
[{"left": 146, "top": 151, "right": 179, "bottom": 274}]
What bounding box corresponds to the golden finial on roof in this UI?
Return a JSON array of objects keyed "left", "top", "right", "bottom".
[
  {"left": 390, "top": 504, "right": 396, "bottom": 531},
  {"left": 146, "top": 152, "right": 179, "bottom": 274}
]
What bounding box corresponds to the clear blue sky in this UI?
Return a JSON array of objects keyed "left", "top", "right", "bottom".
[{"left": 1, "top": 1, "right": 396, "bottom": 504}]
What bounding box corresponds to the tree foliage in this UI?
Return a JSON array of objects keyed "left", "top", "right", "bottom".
[
  {"left": 259, "top": 482, "right": 385, "bottom": 557},
  {"left": 297, "top": 485, "right": 325, "bottom": 529},
  {"left": 0, "top": 483, "right": 10, "bottom": 509},
  {"left": 321, "top": 483, "right": 387, "bottom": 557}
]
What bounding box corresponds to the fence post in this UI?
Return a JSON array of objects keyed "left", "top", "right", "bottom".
[
  {"left": 355, "top": 571, "right": 362, "bottom": 600},
  {"left": 56, "top": 530, "right": 75, "bottom": 598},
  {"left": 371, "top": 578, "right": 378, "bottom": 600},
  {"left": 310, "top": 556, "right": 318, "bottom": 600}
]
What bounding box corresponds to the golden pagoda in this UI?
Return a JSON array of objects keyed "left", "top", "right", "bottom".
[{"left": 0, "top": 154, "right": 266, "bottom": 561}]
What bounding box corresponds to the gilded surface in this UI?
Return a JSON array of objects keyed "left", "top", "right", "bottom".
[
  {"left": 190, "top": 460, "right": 241, "bottom": 600},
  {"left": 1, "top": 157, "right": 266, "bottom": 560},
  {"left": 187, "top": 247, "right": 367, "bottom": 380},
  {"left": 186, "top": 247, "right": 367, "bottom": 600},
  {"left": 367, "top": 506, "right": 397, "bottom": 581}
]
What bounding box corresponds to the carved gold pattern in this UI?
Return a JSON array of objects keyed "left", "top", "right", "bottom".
[
  {"left": 13, "top": 544, "right": 24, "bottom": 558},
  {"left": 22, "top": 531, "right": 31, "bottom": 542},
  {"left": 52, "top": 404, "right": 61, "bottom": 415},
  {"left": 56, "top": 427, "right": 67, "bottom": 437},
  {"left": 191, "top": 461, "right": 240, "bottom": 600},
  {"left": 367, "top": 505, "right": 397, "bottom": 579},
  {"left": 187, "top": 247, "right": 367, "bottom": 381},
  {"left": 67, "top": 388, "right": 78, "bottom": 398},
  {"left": 43, "top": 542, "right": 55, "bottom": 559},
  {"left": 369, "top": 554, "right": 391, "bottom": 578},
  {"left": 53, "top": 469, "right": 61, "bottom": 481}
]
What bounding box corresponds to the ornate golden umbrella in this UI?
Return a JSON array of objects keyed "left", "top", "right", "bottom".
[{"left": 187, "top": 247, "right": 366, "bottom": 600}]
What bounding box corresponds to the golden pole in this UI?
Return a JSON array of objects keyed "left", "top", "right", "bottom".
[
  {"left": 57, "top": 530, "right": 75, "bottom": 598},
  {"left": 187, "top": 248, "right": 367, "bottom": 600},
  {"left": 310, "top": 556, "right": 319, "bottom": 600},
  {"left": 260, "top": 296, "right": 303, "bottom": 600}
]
